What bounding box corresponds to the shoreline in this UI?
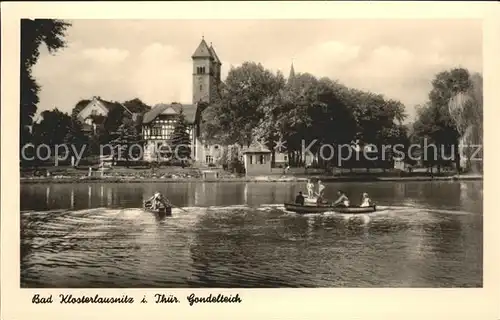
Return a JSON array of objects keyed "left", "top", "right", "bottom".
[{"left": 20, "top": 174, "right": 483, "bottom": 184}]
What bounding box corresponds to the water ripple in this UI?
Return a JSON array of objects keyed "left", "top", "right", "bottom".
[{"left": 21, "top": 201, "right": 481, "bottom": 288}]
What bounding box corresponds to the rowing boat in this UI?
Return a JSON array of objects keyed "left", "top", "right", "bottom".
[
  {"left": 284, "top": 202, "right": 376, "bottom": 214},
  {"left": 143, "top": 202, "right": 172, "bottom": 217}
]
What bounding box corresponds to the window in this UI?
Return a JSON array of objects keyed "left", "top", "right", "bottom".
[
  {"left": 259, "top": 154, "right": 264, "bottom": 164},
  {"left": 164, "top": 119, "right": 175, "bottom": 139},
  {"left": 196, "top": 66, "right": 206, "bottom": 74},
  {"left": 200, "top": 84, "right": 202, "bottom": 91},
  {"left": 152, "top": 125, "right": 162, "bottom": 137},
  {"left": 249, "top": 155, "right": 253, "bottom": 165},
  {"left": 150, "top": 118, "right": 176, "bottom": 139},
  {"left": 206, "top": 155, "right": 213, "bottom": 164}
]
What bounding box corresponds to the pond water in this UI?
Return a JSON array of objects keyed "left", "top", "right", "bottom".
[{"left": 20, "top": 180, "right": 482, "bottom": 288}]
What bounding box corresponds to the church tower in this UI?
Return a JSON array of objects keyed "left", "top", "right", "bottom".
[{"left": 191, "top": 37, "right": 221, "bottom": 104}]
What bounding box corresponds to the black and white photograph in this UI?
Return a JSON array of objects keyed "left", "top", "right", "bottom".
[
  {"left": 3, "top": 3, "right": 499, "bottom": 319},
  {"left": 15, "top": 17, "right": 485, "bottom": 289}
]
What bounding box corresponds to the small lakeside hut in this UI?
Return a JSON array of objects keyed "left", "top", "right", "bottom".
[{"left": 242, "top": 142, "right": 272, "bottom": 176}]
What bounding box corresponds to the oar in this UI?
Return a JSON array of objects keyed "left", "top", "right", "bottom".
[{"left": 168, "top": 202, "right": 188, "bottom": 213}]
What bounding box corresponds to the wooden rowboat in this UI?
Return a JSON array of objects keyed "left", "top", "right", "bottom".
[
  {"left": 143, "top": 202, "right": 172, "bottom": 218},
  {"left": 284, "top": 203, "right": 376, "bottom": 214}
]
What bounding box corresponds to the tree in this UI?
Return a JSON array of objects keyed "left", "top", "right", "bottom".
[
  {"left": 122, "top": 98, "right": 151, "bottom": 114},
  {"left": 29, "top": 108, "right": 72, "bottom": 165},
  {"left": 31, "top": 108, "right": 72, "bottom": 147},
  {"left": 20, "top": 19, "right": 71, "bottom": 155},
  {"left": 171, "top": 109, "right": 192, "bottom": 163},
  {"left": 63, "top": 114, "right": 88, "bottom": 165},
  {"left": 199, "top": 59, "right": 412, "bottom": 171},
  {"left": 110, "top": 117, "right": 141, "bottom": 167},
  {"left": 412, "top": 102, "right": 459, "bottom": 173},
  {"left": 422, "top": 68, "right": 470, "bottom": 172},
  {"left": 448, "top": 72, "right": 483, "bottom": 172},
  {"left": 201, "top": 62, "right": 284, "bottom": 147},
  {"left": 122, "top": 98, "right": 151, "bottom": 133}
]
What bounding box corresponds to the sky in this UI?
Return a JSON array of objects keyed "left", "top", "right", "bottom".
[{"left": 32, "top": 19, "right": 482, "bottom": 122}]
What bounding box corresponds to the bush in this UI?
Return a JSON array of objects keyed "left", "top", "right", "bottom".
[
  {"left": 228, "top": 158, "right": 245, "bottom": 174},
  {"left": 164, "top": 159, "right": 192, "bottom": 167}
]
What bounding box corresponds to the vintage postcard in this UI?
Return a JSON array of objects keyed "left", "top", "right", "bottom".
[{"left": 1, "top": 1, "right": 499, "bottom": 320}]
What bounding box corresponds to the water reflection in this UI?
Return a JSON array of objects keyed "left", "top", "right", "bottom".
[
  {"left": 70, "top": 189, "right": 75, "bottom": 209},
  {"left": 21, "top": 181, "right": 484, "bottom": 214},
  {"left": 45, "top": 186, "right": 50, "bottom": 207},
  {"left": 244, "top": 183, "right": 248, "bottom": 204},
  {"left": 88, "top": 185, "right": 91, "bottom": 207},
  {"left": 395, "top": 182, "right": 406, "bottom": 198},
  {"left": 20, "top": 181, "right": 482, "bottom": 287}
]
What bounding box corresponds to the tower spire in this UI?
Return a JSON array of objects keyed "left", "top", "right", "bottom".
[{"left": 288, "top": 60, "right": 296, "bottom": 86}]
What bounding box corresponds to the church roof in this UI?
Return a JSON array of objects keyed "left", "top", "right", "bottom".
[
  {"left": 209, "top": 43, "right": 221, "bottom": 64},
  {"left": 142, "top": 103, "right": 198, "bottom": 124},
  {"left": 192, "top": 38, "right": 214, "bottom": 59}
]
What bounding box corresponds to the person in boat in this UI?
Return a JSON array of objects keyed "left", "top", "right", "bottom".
[
  {"left": 306, "top": 179, "right": 314, "bottom": 198},
  {"left": 332, "top": 190, "right": 350, "bottom": 207},
  {"left": 145, "top": 192, "right": 170, "bottom": 210},
  {"left": 295, "top": 191, "right": 305, "bottom": 206},
  {"left": 360, "top": 192, "right": 373, "bottom": 207},
  {"left": 315, "top": 180, "right": 326, "bottom": 205}
]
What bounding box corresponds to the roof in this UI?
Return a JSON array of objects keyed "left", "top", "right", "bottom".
[
  {"left": 142, "top": 103, "right": 198, "bottom": 124},
  {"left": 95, "top": 97, "right": 122, "bottom": 112},
  {"left": 192, "top": 39, "right": 214, "bottom": 59},
  {"left": 242, "top": 141, "right": 272, "bottom": 154},
  {"left": 75, "top": 97, "right": 122, "bottom": 117},
  {"left": 209, "top": 44, "right": 221, "bottom": 65}
]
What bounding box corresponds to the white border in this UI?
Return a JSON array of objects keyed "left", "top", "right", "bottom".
[{"left": 2, "top": 2, "right": 499, "bottom": 319}]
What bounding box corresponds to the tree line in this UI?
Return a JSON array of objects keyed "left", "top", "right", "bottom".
[
  {"left": 21, "top": 19, "right": 482, "bottom": 173},
  {"left": 201, "top": 62, "right": 482, "bottom": 173},
  {"left": 202, "top": 62, "right": 408, "bottom": 170}
]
